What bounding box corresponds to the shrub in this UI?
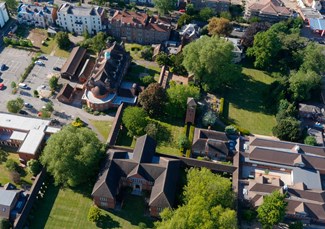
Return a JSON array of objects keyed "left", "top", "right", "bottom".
[
  {"left": 93, "top": 111, "right": 100, "bottom": 116},
  {"left": 202, "top": 110, "right": 217, "bottom": 127},
  {"left": 27, "top": 159, "right": 42, "bottom": 176},
  {"left": 9, "top": 171, "right": 21, "bottom": 184},
  {"left": 225, "top": 125, "right": 238, "bottom": 135},
  {"left": 219, "top": 97, "right": 225, "bottom": 117},
  {"left": 138, "top": 222, "right": 147, "bottom": 229},
  {"left": 304, "top": 136, "right": 317, "bottom": 146},
  {"left": 178, "top": 134, "right": 191, "bottom": 149},
  {"left": 140, "top": 75, "right": 155, "bottom": 86},
  {"left": 140, "top": 46, "right": 153, "bottom": 61},
  {"left": 5, "top": 159, "right": 19, "bottom": 172},
  {"left": 0, "top": 218, "right": 10, "bottom": 229},
  {"left": 33, "top": 90, "right": 39, "bottom": 97},
  {"left": 87, "top": 205, "right": 101, "bottom": 223},
  {"left": 242, "top": 209, "right": 256, "bottom": 222}
]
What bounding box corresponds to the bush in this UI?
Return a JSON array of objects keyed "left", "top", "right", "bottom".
[
  {"left": 304, "top": 136, "right": 317, "bottom": 146},
  {"left": 178, "top": 134, "right": 191, "bottom": 149},
  {"left": 27, "top": 159, "right": 42, "bottom": 176},
  {"left": 5, "top": 159, "right": 19, "bottom": 172},
  {"left": 0, "top": 218, "right": 10, "bottom": 229},
  {"left": 225, "top": 125, "right": 238, "bottom": 135},
  {"left": 138, "top": 222, "right": 147, "bottom": 229},
  {"left": 242, "top": 209, "right": 256, "bottom": 221},
  {"left": 93, "top": 111, "right": 100, "bottom": 116},
  {"left": 71, "top": 117, "right": 84, "bottom": 127},
  {"left": 140, "top": 46, "right": 153, "bottom": 61},
  {"left": 202, "top": 110, "right": 217, "bottom": 127},
  {"left": 9, "top": 171, "right": 21, "bottom": 184},
  {"left": 87, "top": 205, "right": 101, "bottom": 223},
  {"left": 235, "top": 125, "right": 251, "bottom": 136},
  {"left": 219, "top": 98, "right": 225, "bottom": 117},
  {"left": 33, "top": 90, "right": 39, "bottom": 97},
  {"left": 140, "top": 75, "right": 155, "bottom": 87}
]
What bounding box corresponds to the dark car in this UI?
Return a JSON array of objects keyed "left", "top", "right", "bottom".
[
  {"left": 39, "top": 55, "right": 48, "bottom": 60},
  {"left": 53, "top": 67, "right": 61, "bottom": 71},
  {"left": 0, "top": 64, "right": 6, "bottom": 71},
  {"left": 19, "top": 110, "right": 28, "bottom": 115}
]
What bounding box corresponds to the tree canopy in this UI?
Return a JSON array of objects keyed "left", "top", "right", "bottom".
[
  {"left": 247, "top": 29, "right": 282, "bottom": 69},
  {"left": 139, "top": 83, "right": 166, "bottom": 116},
  {"left": 5, "top": 0, "right": 18, "bottom": 15},
  {"left": 153, "top": 0, "right": 177, "bottom": 15},
  {"left": 183, "top": 36, "right": 240, "bottom": 91},
  {"left": 7, "top": 98, "right": 24, "bottom": 113},
  {"left": 199, "top": 7, "right": 215, "bottom": 22},
  {"left": 272, "top": 117, "right": 301, "bottom": 142},
  {"left": 56, "top": 32, "right": 71, "bottom": 50},
  {"left": 242, "top": 22, "right": 270, "bottom": 48},
  {"left": 155, "top": 168, "right": 237, "bottom": 229},
  {"left": 208, "top": 17, "right": 233, "bottom": 36},
  {"left": 301, "top": 43, "right": 325, "bottom": 75},
  {"left": 122, "top": 107, "right": 148, "bottom": 137},
  {"left": 289, "top": 69, "right": 321, "bottom": 102},
  {"left": 304, "top": 136, "right": 317, "bottom": 146},
  {"left": 257, "top": 191, "right": 287, "bottom": 229},
  {"left": 166, "top": 84, "right": 200, "bottom": 118},
  {"left": 40, "top": 125, "right": 104, "bottom": 187}
]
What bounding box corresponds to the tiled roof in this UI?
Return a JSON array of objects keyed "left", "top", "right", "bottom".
[
  {"left": 60, "top": 46, "right": 87, "bottom": 77},
  {"left": 249, "top": 0, "right": 291, "bottom": 16}
]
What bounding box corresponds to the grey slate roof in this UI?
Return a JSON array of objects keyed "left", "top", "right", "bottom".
[
  {"left": 92, "top": 135, "right": 180, "bottom": 209},
  {"left": 0, "top": 190, "right": 18, "bottom": 207}
]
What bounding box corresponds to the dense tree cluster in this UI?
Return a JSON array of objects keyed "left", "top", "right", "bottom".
[
  {"left": 7, "top": 98, "right": 24, "bottom": 113},
  {"left": 56, "top": 32, "right": 71, "bottom": 50},
  {"left": 41, "top": 125, "right": 104, "bottom": 187},
  {"left": 208, "top": 17, "right": 233, "bottom": 36},
  {"left": 155, "top": 168, "right": 237, "bottom": 229},
  {"left": 183, "top": 36, "right": 241, "bottom": 92},
  {"left": 138, "top": 83, "right": 166, "bottom": 116},
  {"left": 153, "top": 0, "right": 177, "bottom": 15}
]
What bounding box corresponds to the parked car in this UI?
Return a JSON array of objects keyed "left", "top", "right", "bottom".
[
  {"left": 0, "top": 83, "right": 4, "bottom": 90},
  {"left": 35, "top": 61, "right": 44, "bottom": 66},
  {"left": 18, "top": 83, "right": 28, "bottom": 89},
  {"left": 24, "top": 102, "right": 32, "bottom": 108},
  {"left": 0, "top": 64, "right": 6, "bottom": 71},
  {"left": 53, "top": 66, "right": 61, "bottom": 71},
  {"left": 39, "top": 55, "right": 48, "bottom": 60},
  {"left": 19, "top": 110, "right": 28, "bottom": 115}
]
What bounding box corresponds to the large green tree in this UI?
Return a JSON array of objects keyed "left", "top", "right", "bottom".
[
  {"left": 5, "top": 0, "right": 17, "bottom": 15},
  {"left": 153, "top": 0, "right": 177, "bottom": 15},
  {"left": 257, "top": 191, "right": 287, "bottom": 229},
  {"left": 289, "top": 69, "right": 321, "bottom": 102},
  {"left": 242, "top": 22, "right": 270, "bottom": 48},
  {"left": 56, "top": 32, "right": 71, "bottom": 50},
  {"left": 40, "top": 125, "right": 104, "bottom": 187},
  {"left": 122, "top": 107, "right": 148, "bottom": 137},
  {"left": 139, "top": 83, "right": 166, "bottom": 116},
  {"left": 91, "top": 32, "right": 106, "bottom": 53},
  {"left": 7, "top": 98, "right": 24, "bottom": 113},
  {"left": 272, "top": 117, "right": 301, "bottom": 142},
  {"left": 199, "top": 7, "right": 215, "bottom": 22},
  {"left": 155, "top": 168, "right": 237, "bottom": 229},
  {"left": 183, "top": 36, "right": 240, "bottom": 91},
  {"left": 247, "top": 29, "right": 282, "bottom": 69},
  {"left": 166, "top": 84, "right": 200, "bottom": 118},
  {"left": 301, "top": 42, "right": 325, "bottom": 75}
]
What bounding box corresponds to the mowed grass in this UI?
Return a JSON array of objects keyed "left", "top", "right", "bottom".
[
  {"left": 31, "top": 184, "right": 153, "bottom": 229},
  {"left": 116, "top": 118, "right": 183, "bottom": 157},
  {"left": 225, "top": 67, "right": 276, "bottom": 136},
  {"left": 40, "top": 37, "right": 71, "bottom": 58},
  {"left": 88, "top": 120, "right": 113, "bottom": 141},
  {"left": 125, "top": 43, "right": 144, "bottom": 60}
]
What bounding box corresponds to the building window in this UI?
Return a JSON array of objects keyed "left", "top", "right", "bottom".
[
  {"left": 101, "top": 202, "right": 108, "bottom": 207},
  {"left": 100, "top": 197, "right": 107, "bottom": 201},
  {"left": 2, "top": 208, "right": 6, "bottom": 212}
]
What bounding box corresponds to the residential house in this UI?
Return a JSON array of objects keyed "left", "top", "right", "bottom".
[
  {"left": 0, "top": 2, "right": 9, "bottom": 28},
  {"left": 82, "top": 42, "right": 135, "bottom": 111},
  {"left": 17, "top": 4, "right": 57, "bottom": 28},
  {"left": 92, "top": 135, "right": 180, "bottom": 217},
  {"left": 109, "top": 11, "right": 172, "bottom": 45},
  {"left": 60, "top": 46, "right": 88, "bottom": 81},
  {"left": 308, "top": 18, "right": 325, "bottom": 36},
  {"left": 0, "top": 190, "right": 21, "bottom": 219},
  {"left": 192, "top": 128, "right": 236, "bottom": 161},
  {"left": 0, "top": 113, "right": 60, "bottom": 162},
  {"left": 56, "top": 3, "right": 105, "bottom": 35},
  {"left": 239, "top": 136, "right": 325, "bottom": 224},
  {"left": 223, "top": 37, "right": 244, "bottom": 63},
  {"left": 245, "top": 0, "right": 292, "bottom": 22},
  {"left": 179, "top": 23, "right": 200, "bottom": 42},
  {"left": 186, "top": 0, "right": 230, "bottom": 13}
]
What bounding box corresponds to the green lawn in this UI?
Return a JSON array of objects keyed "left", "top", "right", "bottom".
[
  {"left": 40, "top": 37, "right": 71, "bottom": 58},
  {"left": 125, "top": 63, "right": 160, "bottom": 84},
  {"left": 0, "top": 152, "right": 33, "bottom": 188},
  {"left": 31, "top": 184, "right": 153, "bottom": 229},
  {"left": 116, "top": 118, "right": 183, "bottom": 157},
  {"left": 224, "top": 67, "right": 277, "bottom": 136},
  {"left": 125, "top": 43, "right": 144, "bottom": 60},
  {"left": 88, "top": 120, "right": 113, "bottom": 141}
]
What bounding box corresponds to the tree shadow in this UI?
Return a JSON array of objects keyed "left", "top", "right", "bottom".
[
  {"left": 221, "top": 73, "right": 275, "bottom": 115},
  {"left": 96, "top": 214, "right": 120, "bottom": 229}
]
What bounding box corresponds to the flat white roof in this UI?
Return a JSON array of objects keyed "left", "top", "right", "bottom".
[
  {"left": 18, "top": 129, "right": 45, "bottom": 155},
  {"left": 10, "top": 131, "right": 27, "bottom": 141},
  {"left": 0, "top": 113, "right": 51, "bottom": 132},
  {"left": 84, "top": 90, "right": 115, "bottom": 104},
  {"left": 45, "top": 126, "right": 60, "bottom": 134}
]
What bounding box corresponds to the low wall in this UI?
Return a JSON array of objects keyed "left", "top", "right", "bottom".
[{"left": 107, "top": 103, "right": 125, "bottom": 146}]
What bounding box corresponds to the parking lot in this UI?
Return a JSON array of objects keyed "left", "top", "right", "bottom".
[
  {"left": 0, "top": 47, "right": 34, "bottom": 88},
  {"left": 25, "top": 55, "right": 66, "bottom": 94}
]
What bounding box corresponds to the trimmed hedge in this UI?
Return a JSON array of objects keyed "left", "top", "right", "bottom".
[{"left": 219, "top": 97, "right": 225, "bottom": 117}]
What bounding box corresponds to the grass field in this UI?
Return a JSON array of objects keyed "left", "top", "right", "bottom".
[
  {"left": 88, "top": 120, "right": 113, "bottom": 141},
  {"left": 31, "top": 184, "right": 153, "bottom": 229},
  {"left": 40, "top": 38, "right": 70, "bottom": 58},
  {"left": 124, "top": 63, "right": 160, "bottom": 84},
  {"left": 224, "top": 67, "right": 277, "bottom": 136},
  {"left": 125, "top": 43, "right": 144, "bottom": 60},
  {"left": 116, "top": 118, "right": 183, "bottom": 157},
  {"left": 0, "top": 152, "right": 33, "bottom": 188}
]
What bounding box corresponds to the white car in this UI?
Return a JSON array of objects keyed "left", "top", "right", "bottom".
[
  {"left": 35, "top": 61, "right": 44, "bottom": 66},
  {"left": 18, "top": 83, "right": 28, "bottom": 89}
]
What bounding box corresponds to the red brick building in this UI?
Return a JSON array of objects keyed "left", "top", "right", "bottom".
[
  {"left": 92, "top": 135, "right": 180, "bottom": 217},
  {"left": 109, "top": 11, "right": 171, "bottom": 45}
]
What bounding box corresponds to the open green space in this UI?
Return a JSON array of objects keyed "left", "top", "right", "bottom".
[
  {"left": 31, "top": 184, "right": 153, "bottom": 229},
  {"left": 124, "top": 63, "right": 160, "bottom": 84},
  {"left": 0, "top": 152, "right": 33, "bottom": 188},
  {"left": 40, "top": 37, "right": 70, "bottom": 58},
  {"left": 224, "top": 67, "right": 277, "bottom": 136},
  {"left": 125, "top": 43, "right": 144, "bottom": 60},
  {"left": 116, "top": 118, "right": 183, "bottom": 157},
  {"left": 88, "top": 120, "right": 113, "bottom": 141}
]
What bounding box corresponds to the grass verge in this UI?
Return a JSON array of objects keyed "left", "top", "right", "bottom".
[{"left": 88, "top": 120, "right": 113, "bottom": 141}]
